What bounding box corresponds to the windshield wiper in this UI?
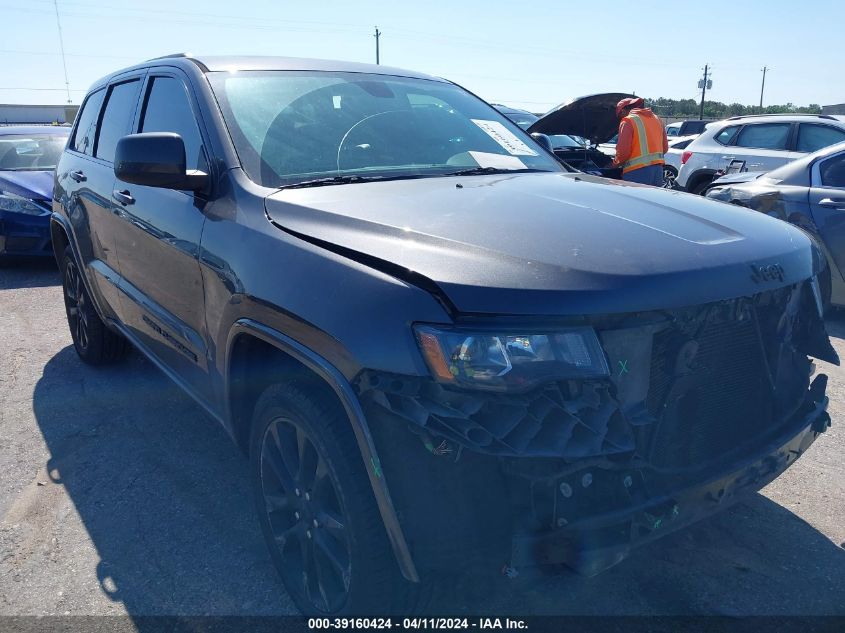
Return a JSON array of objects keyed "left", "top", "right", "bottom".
[
  {"left": 279, "top": 173, "right": 443, "bottom": 190},
  {"left": 279, "top": 175, "right": 383, "bottom": 189},
  {"left": 445, "top": 167, "right": 547, "bottom": 177}
]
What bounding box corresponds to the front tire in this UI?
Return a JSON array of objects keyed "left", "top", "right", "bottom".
[
  {"left": 250, "top": 381, "right": 413, "bottom": 615},
  {"left": 61, "top": 246, "right": 129, "bottom": 364},
  {"left": 690, "top": 176, "right": 714, "bottom": 195}
]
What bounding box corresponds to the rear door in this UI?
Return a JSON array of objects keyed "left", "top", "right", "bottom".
[
  {"left": 111, "top": 70, "right": 212, "bottom": 402},
  {"left": 725, "top": 122, "right": 794, "bottom": 172},
  {"left": 809, "top": 151, "right": 845, "bottom": 279},
  {"left": 57, "top": 75, "right": 143, "bottom": 317}
]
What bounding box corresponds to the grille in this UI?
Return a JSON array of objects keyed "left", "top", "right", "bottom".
[{"left": 646, "top": 314, "right": 772, "bottom": 470}]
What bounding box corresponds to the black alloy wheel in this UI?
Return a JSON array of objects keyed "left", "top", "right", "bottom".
[
  {"left": 61, "top": 245, "right": 129, "bottom": 364},
  {"left": 259, "top": 415, "right": 352, "bottom": 613},
  {"left": 63, "top": 256, "right": 89, "bottom": 353}
]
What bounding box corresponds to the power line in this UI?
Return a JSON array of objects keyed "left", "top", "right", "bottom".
[
  {"left": 0, "top": 48, "right": 136, "bottom": 60},
  {"left": 0, "top": 87, "right": 86, "bottom": 91}
]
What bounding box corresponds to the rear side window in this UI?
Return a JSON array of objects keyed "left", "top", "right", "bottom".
[
  {"left": 714, "top": 125, "right": 739, "bottom": 145},
  {"left": 820, "top": 155, "right": 845, "bottom": 188},
  {"left": 734, "top": 123, "right": 791, "bottom": 150},
  {"left": 797, "top": 124, "right": 845, "bottom": 154},
  {"left": 71, "top": 89, "right": 105, "bottom": 155},
  {"left": 95, "top": 80, "right": 141, "bottom": 162},
  {"left": 670, "top": 138, "right": 693, "bottom": 150},
  {"left": 140, "top": 77, "right": 206, "bottom": 171}
]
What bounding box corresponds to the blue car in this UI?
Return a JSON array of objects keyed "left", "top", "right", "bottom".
[{"left": 0, "top": 125, "right": 70, "bottom": 257}]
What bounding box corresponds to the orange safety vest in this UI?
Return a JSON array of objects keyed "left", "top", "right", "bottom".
[{"left": 621, "top": 109, "right": 665, "bottom": 174}]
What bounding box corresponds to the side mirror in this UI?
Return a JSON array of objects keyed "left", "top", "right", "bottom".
[
  {"left": 114, "top": 132, "right": 207, "bottom": 191},
  {"left": 530, "top": 132, "right": 553, "bottom": 153}
]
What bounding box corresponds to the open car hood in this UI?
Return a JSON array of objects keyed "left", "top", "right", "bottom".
[{"left": 527, "top": 93, "right": 636, "bottom": 145}]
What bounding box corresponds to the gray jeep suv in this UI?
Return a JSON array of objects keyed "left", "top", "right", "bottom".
[{"left": 52, "top": 54, "right": 836, "bottom": 615}]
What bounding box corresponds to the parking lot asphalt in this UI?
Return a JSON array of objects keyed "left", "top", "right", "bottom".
[{"left": 1, "top": 259, "right": 844, "bottom": 617}]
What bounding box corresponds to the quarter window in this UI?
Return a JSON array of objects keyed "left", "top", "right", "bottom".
[
  {"left": 820, "top": 155, "right": 845, "bottom": 188},
  {"left": 797, "top": 124, "right": 845, "bottom": 154},
  {"left": 95, "top": 80, "right": 141, "bottom": 162},
  {"left": 140, "top": 77, "right": 207, "bottom": 171},
  {"left": 71, "top": 89, "right": 105, "bottom": 155},
  {"left": 734, "top": 123, "right": 791, "bottom": 151},
  {"left": 714, "top": 125, "right": 739, "bottom": 146}
]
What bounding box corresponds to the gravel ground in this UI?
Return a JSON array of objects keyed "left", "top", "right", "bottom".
[{"left": 1, "top": 258, "right": 844, "bottom": 617}]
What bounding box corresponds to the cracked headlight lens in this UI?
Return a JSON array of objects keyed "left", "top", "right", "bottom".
[
  {"left": 0, "top": 192, "right": 47, "bottom": 215},
  {"left": 414, "top": 325, "right": 609, "bottom": 391}
]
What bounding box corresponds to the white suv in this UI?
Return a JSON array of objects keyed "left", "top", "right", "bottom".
[{"left": 676, "top": 114, "right": 845, "bottom": 194}]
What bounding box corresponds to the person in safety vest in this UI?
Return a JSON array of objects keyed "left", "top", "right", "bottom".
[{"left": 612, "top": 97, "right": 668, "bottom": 186}]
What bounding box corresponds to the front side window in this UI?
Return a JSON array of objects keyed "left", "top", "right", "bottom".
[
  {"left": 71, "top": 89, "right": 105, "bottom": 155},
  {"left": 820, "top": 155, "right": 845, "bottom": 188},
  {"left": 734, "top": 123, "right": 791, "bottom": 150},
  {"left": 797, "top": 124, "right": 845, "bottom": 154},
  {"left": 0, "top": 133, "right": 69, "bottom": 171},
  {"left": 95, "top": 80, "right": 141, "bottom": 162},
  {"left": 209, "top": 71, "right": 561, "bottom": 188},
  {"left": 140, "top": 76, "right": 207, "bottom": 171},
  {"left": 714, "top": 125, "right": 739, "bottom": 145}
]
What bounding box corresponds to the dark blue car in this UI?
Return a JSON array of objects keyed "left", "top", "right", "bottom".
[{"left": 0, "top": 125, "right": 70, "bottom": 257}]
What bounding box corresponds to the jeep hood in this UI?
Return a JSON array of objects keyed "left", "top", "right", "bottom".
[
  {"left": 527, "top": 93, "right": 635, "bottom": 145},
  {"left": 264, "top": 172, "right": 820, "bottom": 316}
]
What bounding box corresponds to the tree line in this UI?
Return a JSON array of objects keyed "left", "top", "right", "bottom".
[{"left": 644, "top": 97, "right": 822, "bottom": 119}]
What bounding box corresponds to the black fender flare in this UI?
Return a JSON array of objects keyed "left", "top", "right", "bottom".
[
  {"left": 49, "top": 213, "right": 112, "bottom": 324},
  {"left": 224, "top": 319, "right": 420, "bottom": 583}
]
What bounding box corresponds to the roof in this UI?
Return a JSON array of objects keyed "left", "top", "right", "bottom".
[
  {"left": 0, "top": 125, "right": 70, "bottom": 135},
  {"left": 92, "top": 53, "right": 446, "bottom": 88},
  {"left": 725, "top": 113, "right": 845, "bottom": 123}
]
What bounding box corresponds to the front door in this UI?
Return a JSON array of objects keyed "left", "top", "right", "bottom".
[{"left": 110, "top": 72, "right": 213, "bottom": 404}]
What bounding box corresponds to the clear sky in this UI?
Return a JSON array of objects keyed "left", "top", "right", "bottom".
[{"left": 1, "top": 0, "right": 841, "bottom": 112}]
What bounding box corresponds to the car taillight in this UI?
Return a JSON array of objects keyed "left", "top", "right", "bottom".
[{"left": 681, "top": 150, "right": 693, "bottom": 165}]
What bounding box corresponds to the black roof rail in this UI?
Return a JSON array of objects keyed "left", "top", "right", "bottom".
[{"left": 145, "top": 52, "right": 208, "bottom": 72}]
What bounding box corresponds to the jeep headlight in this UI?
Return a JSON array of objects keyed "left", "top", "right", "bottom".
[
  {"left": 0, "top": 192, "right": 47, "bottom": 215},
  {"left": 414, "top": 325, "right": 609, "bottom": 391}
]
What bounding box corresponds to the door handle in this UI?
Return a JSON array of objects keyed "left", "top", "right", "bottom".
[
  {"left": 819, "top": 198, "right": 845, "bottom": 208},
  {"left": 69, "top": 170, "right": 86, "bottom": 183},
  {"left": 112, "top": 189, "right": 135, "bottom": 206}
]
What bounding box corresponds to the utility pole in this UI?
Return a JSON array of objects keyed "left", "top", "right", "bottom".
[
  {"left": 374, "top": 26, "right": 381, "bottom": 65},
  {"left": 53, "top": 0, "right": 72, "bottom": 103},
  {"left": 698, "top": 64, "right": 711, "bottom": 120},
  {"left": 759, "top": 66, "right": 768, "bottom": 112}
]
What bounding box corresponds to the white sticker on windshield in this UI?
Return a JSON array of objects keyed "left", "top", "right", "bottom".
[
  {"left": 471, "top": 119, "right": 538, "bottom": 156},
  {"left": 468, "top": 151, "right": 526, "bottom": 170}
]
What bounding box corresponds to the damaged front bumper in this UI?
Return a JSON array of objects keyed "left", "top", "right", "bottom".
[
  {"left": 357, "top": 280, "right": 837, "bottom": 578},
  {"left": 510, "top": 374, "right": 831, "bottom": 575}
]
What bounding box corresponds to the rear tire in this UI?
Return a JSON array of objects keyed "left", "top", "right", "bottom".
[
  {"left": 61, "top": 246, "right": 129, "bottom": 365},
  {"left": 249, "top": 381, "right": 415, "bottom": 615}
]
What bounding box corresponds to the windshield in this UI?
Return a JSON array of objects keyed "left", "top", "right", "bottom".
[
  {"left": 209, "top": 71, "right": 561, "bottom": 188},
  {"left": 0, "top": 133, "right": 68, "bottom": 171}
]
